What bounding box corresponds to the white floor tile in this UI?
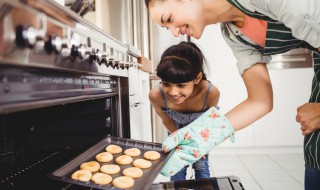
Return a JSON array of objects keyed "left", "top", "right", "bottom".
[
  {"left": 276, "top": 161, "right": 305, "bottom": 170},
  {"left": 249, "top": 170, "right": 295, "bottom": 181},
  {"left": 209, "top": 154, "right": 241, "bottom": 162},
  {"left": 210, "top": 161, "right": 247, "bottom": 171},
  {"left": 243, "top": 160, "right": 282, "bottom": 170},
  {"left": 268, "top": 154, "right": 304, "bottom": 162},
  {"left": 258, "top": 180, "right": 303, "bottom": 190},
  {"left": 287, "top": 169, "right": 304, "bottom": 184}
]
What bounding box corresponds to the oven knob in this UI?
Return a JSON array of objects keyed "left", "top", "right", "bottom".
[
  {"left": 100, "top": 54, "right": 107, "bottom": 65},
  {"left": 70, "top": 45, "right": 80, "bottom": 58},
  {"left": 15, "top": 25, "right": 37, "bottom": 48},
  {"left": 61, "top": 42, "right": 70, "bottom": 57},
  {"left": 89, "top": 49, "right": 101, "bottom": 63},
  {"left": 44, "top": 35, "right": 62, "bottom": 54}
]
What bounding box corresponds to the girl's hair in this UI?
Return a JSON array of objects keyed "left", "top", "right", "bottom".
[{"left": 156, "top": 41, "right": 207, "bottom": 83}]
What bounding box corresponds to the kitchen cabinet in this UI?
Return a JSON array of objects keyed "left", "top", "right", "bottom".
[{"left": 129, "top": 68, "right": 152, "bottom": 142}]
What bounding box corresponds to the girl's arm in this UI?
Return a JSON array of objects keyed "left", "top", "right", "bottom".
[
  {"left": 149, "top": 88, "right": 178, "bottom": 134},
  {"left": 225, "top": 63, "right": 273, "bottom": 131}
]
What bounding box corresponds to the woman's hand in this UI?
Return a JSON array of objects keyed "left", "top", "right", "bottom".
[
  {"left": 161, "top": 107, "right": 235, "bottom": 176},
  {"left": 296, "top": 103, "right": 320, "bottom": 136}
]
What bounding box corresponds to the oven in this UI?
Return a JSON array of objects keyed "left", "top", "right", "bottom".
[{"left": 0, "top": 0, "right": 133, "bottom": 189}]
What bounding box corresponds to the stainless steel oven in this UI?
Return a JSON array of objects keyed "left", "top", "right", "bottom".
[{"left": 0, "top": 0, "right": 134, "bottom": 189}]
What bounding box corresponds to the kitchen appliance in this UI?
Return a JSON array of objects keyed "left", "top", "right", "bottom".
[{"left": 0, "top": 0, "right": 138, "bottom": 189}]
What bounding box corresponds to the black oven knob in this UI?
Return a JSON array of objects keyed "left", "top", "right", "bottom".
[
  {"left": 70, "top": 45, "right": 79, "bottom": 58},
  {"left": 99, "top": 54, "right": 107, "bottom": 65},
  {"left": 44, "top": 35, "right": 62, "bottom": 54},
  {"left": 89, "top": 49, "right": 101, "bottom": 63},
  {"left": 15, "top": 25, "right": 37, "bottom": 48}
]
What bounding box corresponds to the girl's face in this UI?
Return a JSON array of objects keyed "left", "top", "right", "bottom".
[
  {"left": 161, "top": 81, "right": 195, "bottom": 104},
  {"left": 149, "top": 0, "right": 207, "bottom": 39}
]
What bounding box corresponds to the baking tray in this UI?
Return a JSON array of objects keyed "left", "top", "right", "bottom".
[{"left": 48, "top": 136, "right": 173, "bottom": 190}]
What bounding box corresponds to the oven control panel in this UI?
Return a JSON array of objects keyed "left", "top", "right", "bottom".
[{"left": 0, "top": 0, "right": 141, "bottom": 77}]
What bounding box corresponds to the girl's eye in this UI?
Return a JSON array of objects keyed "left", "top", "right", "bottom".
[
  {"left": 167, "top": 16, "right": 172, "bottom": 23},
  {"left": 177, "top": 84, "right": 185, "bottom": 88}
]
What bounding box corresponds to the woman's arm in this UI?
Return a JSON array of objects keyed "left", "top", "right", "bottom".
[
  {"left": 149, "top": 88, "right": 178, "bottom": 134},
  {"left": 225, "top": 63, "right": 273, "bottom": 131}
]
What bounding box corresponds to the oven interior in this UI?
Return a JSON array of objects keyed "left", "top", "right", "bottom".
[{"left": 0, "top": 96, "right": 126, "bottom": 190}]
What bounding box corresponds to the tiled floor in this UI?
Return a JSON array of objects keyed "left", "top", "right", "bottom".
[{"left": 154, "top": 147, "right": 305, "bottom": 190}]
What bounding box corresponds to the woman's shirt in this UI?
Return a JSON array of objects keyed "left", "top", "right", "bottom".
[{"left": 221, "top": 0, "right": 320, "bottom": 76}]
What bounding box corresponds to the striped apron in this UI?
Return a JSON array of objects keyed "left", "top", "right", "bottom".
[{"left": 227, "top": 0, "right": 320, "bottom": 171}]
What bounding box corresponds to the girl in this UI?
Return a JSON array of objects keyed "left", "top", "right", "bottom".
[
  {"left": 149, "top": 41, "right": 220, "bottom": 181},
  {"left": 145, "top": 0, "right": 320, "bottom": 189}
]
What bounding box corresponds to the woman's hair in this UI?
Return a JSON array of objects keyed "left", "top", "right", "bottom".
[
  {"left": 156, "top": 41, "right": 207, "bottom": 83},
  {"left": 145, "top": 0, "right": 164, "bottom": 9}
]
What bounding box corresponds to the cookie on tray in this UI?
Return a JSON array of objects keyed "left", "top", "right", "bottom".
[
  {"left": 91, "top": 172, "right": 112, "bottom": 185},
  {"left": 95, "top": 152, "right": 113, "bottom": 162},
  {"left": 80, "top": 161, "right": 100, "bottom": 172},
  {"left": 124, "top": 147, "right": 141, "bottom": 157},
  {"left": 71, "top": 170, "right": 92, "bottom": 182},
  {"left": 123, "top": 167, "right": 143, "bottom": 179},
  {"left": 100, "top": 164, "right": 121, "bottom": 175},
  {"left": 115, "top": 155, "right": 133, "bottom": 165},
  {"left": 144, "top": 150, "right": 161, "bottom": 160},
  {"left": 112, "top": 176, "right": 134, "bottom": 189},
  {"left": 133, "top": 158, "right": 152, "bottom": 169},
  {"left": 105, "top": 144, "right": 122, "bottom": 154}
]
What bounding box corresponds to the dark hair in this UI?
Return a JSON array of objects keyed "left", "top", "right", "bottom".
[
  {"left": 145, "top": 0, "right": 163, "bottom": 9},
  {"left": 156, "top": 41, "right": 207, "bottom": 83},
  {"left": 144, "top": 0, "right": 152, "bottom": 9}
]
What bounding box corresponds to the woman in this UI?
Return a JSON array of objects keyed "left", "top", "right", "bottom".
[{"left": 144, "top": 0, "right": 320, "bottom": 189}]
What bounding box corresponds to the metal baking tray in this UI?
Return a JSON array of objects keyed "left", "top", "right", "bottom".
[{"left": 48, "top": 136, "right": 173, "bottom": 190}]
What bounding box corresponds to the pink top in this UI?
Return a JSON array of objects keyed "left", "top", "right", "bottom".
[{"left": 238, "top": 15, "right": 268, "bottom": 47}]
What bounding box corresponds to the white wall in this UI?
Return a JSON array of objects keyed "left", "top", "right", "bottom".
[{"left": 193, "top": 24, "right": 313, "bottom": 147}]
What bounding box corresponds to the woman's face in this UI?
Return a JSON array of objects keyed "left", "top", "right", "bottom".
[
  {"left": 149, "top": 0, "right": 207, "bottom": 39},
  {"left": 161, "top": 81, "right": 195, "bottom": 104}
]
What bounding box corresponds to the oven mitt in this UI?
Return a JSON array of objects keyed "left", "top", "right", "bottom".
[{"left": 161, "top": 107, "right": 235, "bottom": 176}]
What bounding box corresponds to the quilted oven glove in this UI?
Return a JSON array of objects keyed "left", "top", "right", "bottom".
[{"left": 161, "top": 107, "right": 235, "bottom": 176}]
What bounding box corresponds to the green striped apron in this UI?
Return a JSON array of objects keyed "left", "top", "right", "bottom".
[{"left": 227, "top": 0, "right": 320, "bottom": 171}]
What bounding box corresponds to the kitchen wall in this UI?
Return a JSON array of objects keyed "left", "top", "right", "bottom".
[{"left": 193, "top": 24, "right": 313, "bottom": 148}]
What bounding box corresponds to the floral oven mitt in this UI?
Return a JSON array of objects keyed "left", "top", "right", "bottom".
[{"left": 161, "top": 107, "right": 235, "bottom": 176}]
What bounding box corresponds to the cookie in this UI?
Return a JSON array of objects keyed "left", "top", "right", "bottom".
[
  {"left": 105, "top": 144, "right": 122, "bottom": 154},
  {"left": 91, "top": 172, "right": 112, "bottom": 185},
  {"left": 100, "top": 164, "right": 121, "bottom": 175},
  {"left": 124, "top": 148, "right": 141, "bottom": 157},
  {"left": 123, "top": 167, "right": 143, "bottom": 179},
  {"left": 80, "top": 161, "right": 100, "bottom": 172},
  {"left": 133, "top": 158, "right": 152, "bottom": 169},
  {"left": 96, "top": 152, "right": 113, "bottom": 162},
  {"left": 115, "top": 155, "right": 133, "bottom": 165},
  {"left": 112, "top": 176, "right": 134, "bottom": 189},
  {"left": 144, "top": 150, "right": 161, "bottom": 160},
  {"left": 71, "top": 170, "right": 92, "bottom": 182}
]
